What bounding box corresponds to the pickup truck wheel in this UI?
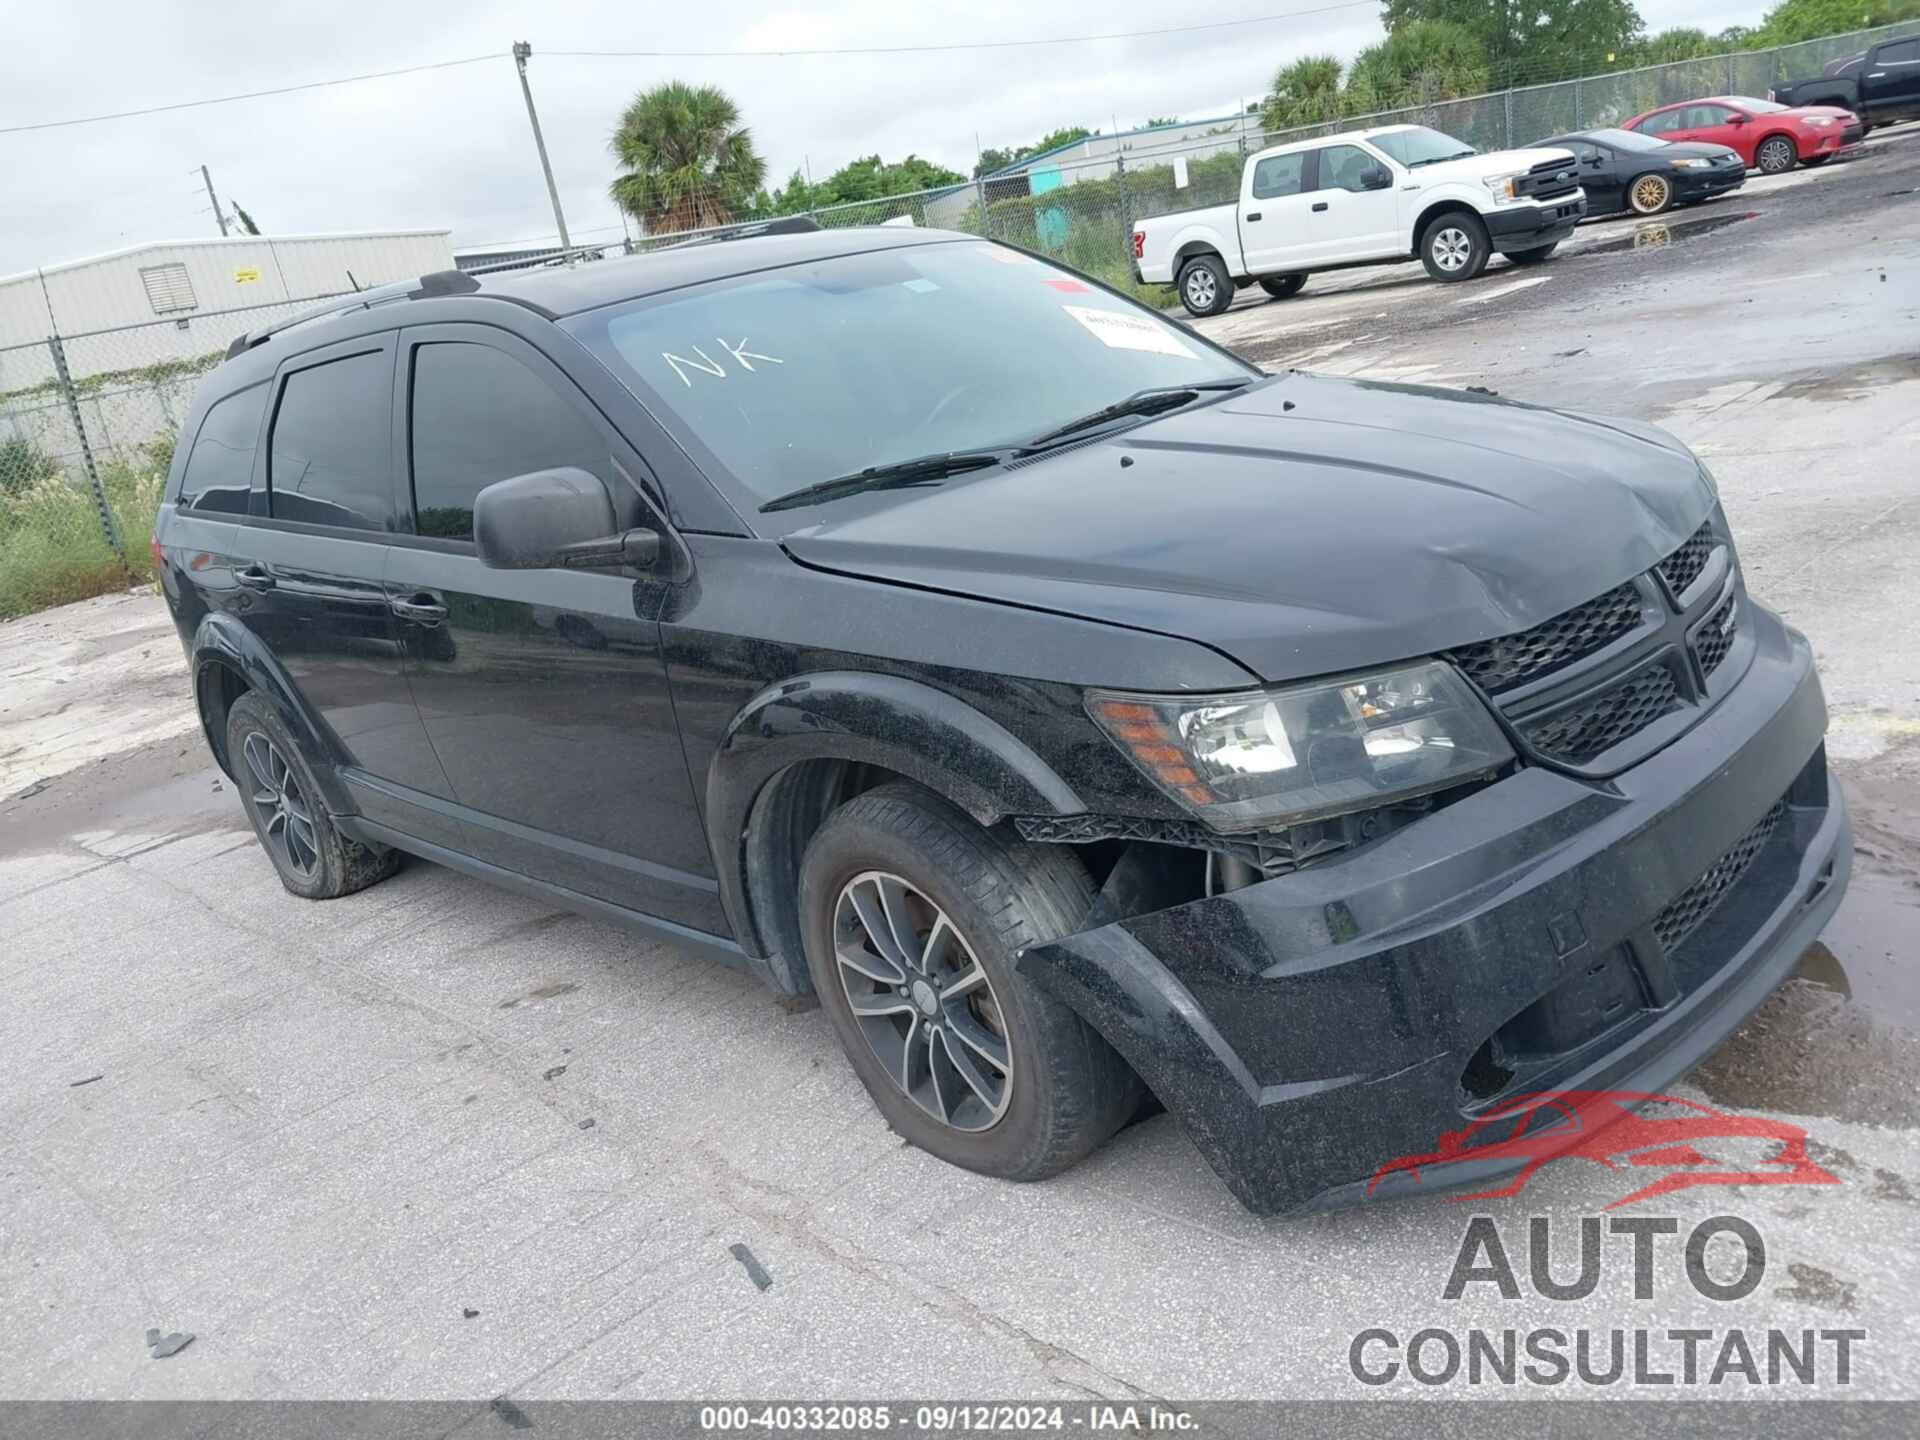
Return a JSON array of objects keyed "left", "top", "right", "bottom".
[
  {"left": 1177, "top": 255, "right": 1234, "bottom": 316},
  {"left": 225, "top": 691, "right": 401, "bottom": 900},
  {"left": 1628, "top": 173, "right": 1674, "bottom": 215},
  {"left": 1420, "top": 212, "right": 1491, "bottom": 282},
  {"left": 1756, "top": 135, "right": 1798, "bottom": 174},
  {"left": 1259, "top": 274, "right": 1309, "bottom": 300},
  {"left": 799, "top": 782, "right": 1142, "bottom": 1181}
]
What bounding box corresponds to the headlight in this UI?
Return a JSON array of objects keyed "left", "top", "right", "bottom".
[
  {"left": 1803, "top": 116, "right": 1834, "bottom": 127},
  {"left": 1482, "top": 172, "right": 1522, "bottom": 202},
  {"left": 1088, "top": 661, "right": 1513, "bottom": 832},
  {"left": 1671, "top": 157, "right": 1713, "bottom": 169}
]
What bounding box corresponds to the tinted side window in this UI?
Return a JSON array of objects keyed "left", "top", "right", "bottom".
[
  {"left": 177, "top": 383, "right": 267, "bottom": 515},
  {"left": 1318, "top": 144, "right": 1378, "bottom": 192},
  {"left": 1639, "top": 110, "right": 1681, "bottom": 135},
  {"left": 1878, "top": 39, "right": 1918, "bottom": 62},
  {"left": 1251, "top": 152, "right": 1307, "bottom": 199},
  {"left": 408, "top": 344, "right": 610, "bottom": 540},
  {"left": 268, "top": 350, "right": 394, "bottom": 531},
  {"left": 1683, "top": 105, "right": 1735, "bottom": 127}
]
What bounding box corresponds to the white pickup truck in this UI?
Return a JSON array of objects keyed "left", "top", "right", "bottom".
[{"left": 1133, "top": 124, "right": 1588, "bottom": 316}]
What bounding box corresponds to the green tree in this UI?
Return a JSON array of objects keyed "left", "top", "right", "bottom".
[
  {"left": 1754, "top": 0, "right": 1920, "bottom": 43},
  {"left": 972, "top": 126, "right": 1096, "bottom": 177},
  {"left": 1379, "top": 0, "right": 1645, "bottom": 85},
  {"left": 1261, "top": 55, "right": 1344, "bottom": 129},
  {"left": 232, "top": 202, "right": 261, "bottom": 236},
  {"left": 1631, "top": 27, "right": 1718, "bottom": 64},
  {"left": 1345, "top": 20, "right": 1491, "bottom": 111},
  {"left": 753, "top": 153, "right": 967, "bottom": 215},
  {"left": 608, "top": 81, "right": 767, "bottom": 234}
]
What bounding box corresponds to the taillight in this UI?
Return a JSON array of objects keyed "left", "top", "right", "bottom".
[
  {"left": 1131, "top": 229, "right": 1145, "bottom": 260},
  {"left": 148, "top": 534, "right": 163, "bottom": 572}
]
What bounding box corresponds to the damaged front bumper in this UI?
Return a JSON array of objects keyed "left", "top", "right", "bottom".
[{"left": 1019, "top": 603, "right": 1850, "bottom": 1215}]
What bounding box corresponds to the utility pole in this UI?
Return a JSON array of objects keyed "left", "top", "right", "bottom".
[
  {"left": 512, "top": 41, "right": 572, "bottom": 255},
  {"left": 200, "top": 164, "right": 230, "bottom": 237}
]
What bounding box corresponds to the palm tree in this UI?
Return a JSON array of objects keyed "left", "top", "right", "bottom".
[
  {"left": 1262, "top": 56, "right": 1344, "bottom": 132},
  {"left": 609, "top": 82, "right": 767, "bottom": 234}
]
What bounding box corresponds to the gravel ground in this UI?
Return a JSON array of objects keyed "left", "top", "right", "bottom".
[{"left": 2, "top": 130, "right": 1917, "bottom": 1410}]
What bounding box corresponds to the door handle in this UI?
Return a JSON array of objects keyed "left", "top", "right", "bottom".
[
  {"left": 1245, "top": 212, "right": 1262, "bottom": 222},
  {"left": 391, "top": 593, "right": 449, "bottom": 626},
  {"left": 234, "top": 564, "right": 275, "bottom": 591},
  {"left": 1311, "top": 201, "right": 1330, "bottom": 212}
]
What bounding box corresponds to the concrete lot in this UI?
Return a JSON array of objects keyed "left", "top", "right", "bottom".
[{"left": 3, "top": 132, "right": 1919, "bottom": 1405}]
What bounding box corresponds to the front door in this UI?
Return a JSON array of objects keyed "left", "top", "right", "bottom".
[
  {"left": 1300, "top": 143, "right": 1403, "bottom": 261},
  {"left": 244, "top": 333, "right": 453, "bottom": 805},
  {"left": 1575, "top": 141, "right": 1623, "bottom": 213},
  {"left": 1863, "top": 36, "right": 1920, "bottom": 117},
  {"left": 381, "top": 324, "right": 724, "bottom": 934},
  {"left": 1238, "top": 149, "right": 1318, "bottom": 274}
]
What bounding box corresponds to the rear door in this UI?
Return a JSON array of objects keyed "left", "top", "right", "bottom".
[
  {"left": 244, "top": 333, "right": 454, "bottom": 805},
  {"left": 1237, "top": 149, "right": 1317, "bottom": 274},
  {"left": 381, "top": 323, "right": 724, "bottom": 934}
]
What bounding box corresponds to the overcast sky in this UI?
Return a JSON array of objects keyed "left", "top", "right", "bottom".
[{"left": 6, "top": 0, "right": 1760, "bottom": 274}]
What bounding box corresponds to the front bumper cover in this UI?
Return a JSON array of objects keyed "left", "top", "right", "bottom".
[
  {"left": 1019, "top": 603, "right": 1848, "bottom": 1215},
  {"left": 1485, "top": 197, "right": 1586, "bottom": 247}
]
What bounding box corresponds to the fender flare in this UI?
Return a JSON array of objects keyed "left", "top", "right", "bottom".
[
  {"left": 1409, "top": 192, "right": 1486, "bottom": 252},
  {"left": 190, "top": 611, "right": 356, "bottom": 816},
  {"left": 704, "top": 671, "right": 1086, "bottom": 982}
]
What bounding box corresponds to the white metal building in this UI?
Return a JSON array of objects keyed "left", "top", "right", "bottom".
[{"left": 0, "top": 230, "right": 455, "bottom": 350}]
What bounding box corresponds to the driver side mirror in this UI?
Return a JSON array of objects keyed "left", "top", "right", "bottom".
[
  {"left": 1360, "top": 165, "right": 1392, "bottom": 190},
  {"left": 474, "top": 467, "right": 660, "bottom": 571},
  {"left": 1728, "top": 113, "right": 1750, "bottom": 124}
]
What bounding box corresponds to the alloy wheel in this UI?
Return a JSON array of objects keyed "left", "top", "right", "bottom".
[
  {"left": 243, "top": 731, "right": 319, "bottom": 878},
  {"left": 1631, "top": 175, "right": 1671, "bottom": 214},
  {"left": 832, "top": 870, "right": 1014, "bottom": 1132},
  {"left": 1184, "top": 266, "right": 1217, "bottom": 309},
  {"left": 1432, "top": 227, "right": 1473, "bottom": 272},
  {"left": 1758, "top": 138, "right": 1795, "bottom": 174}
]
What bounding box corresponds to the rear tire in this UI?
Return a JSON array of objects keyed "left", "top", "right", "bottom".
[
  {"left": 1756, "top": 135, "right": 1798, "bottom": 174},
  {"left": 799, "top": 782, "right": 1142, "bottom": 1182},
  {"left": 1259, "top": 273, "right": 1309, "bottom": 300},
  {"left": 225, "top": 691, "right": 401, "bottom": 900},
  {"left": 1420, "top": 212, "right": 1491, "bottom": 282},
  {"left": 1177, "top": 254, "right": 1235, "bottom": 317},
  {"left": 1503, "top": 242, "right": 1559, "bottom": 265}
]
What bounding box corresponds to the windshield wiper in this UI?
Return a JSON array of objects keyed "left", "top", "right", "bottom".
[
  {"left": 759, "top": 450, "right": 1009, "bottom": 513},
  {"left": 1022, "top": 379, "right": 1253, "bottom": 450},
  {"left": 1408, "top": 150, "right": 1478, "bottom": 168}
]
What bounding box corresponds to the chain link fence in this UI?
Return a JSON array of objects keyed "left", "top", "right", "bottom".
[{"left": 0, "top": 294, "right": 346, "bottom": 618}]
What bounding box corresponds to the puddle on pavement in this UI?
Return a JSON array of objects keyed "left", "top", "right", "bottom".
[
  {"left": 1585, "top": 210, "right": 1761, "bottom": 257},
  {"left": 1768, "top": 354, "right": 1920, "bottom": 402},
  {"left": 1692, "top": 867, "right": 1920, "bottom": 1127}
]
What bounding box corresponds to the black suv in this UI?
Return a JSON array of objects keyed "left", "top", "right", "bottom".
[{"left": 156, "top": 227, "right": 1849, "bottom": 1214}]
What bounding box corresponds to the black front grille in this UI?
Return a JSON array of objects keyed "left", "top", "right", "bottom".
[
  {"left": 1518, "top": 664, "right": 1683, "bottom": 766},
  {"left": 1695, "top": 591, "right": 1738, "bottom": 678},
  {"left": 1521, "top": 158, "right": 1582, "bottom": 203},
  {"left": 1652, "top": 802, "right": 1786, "bottom": 954},
  {"left": 1658, "top": 522, "right": 1715, "bottom": 597},
  {"left": 1446, "top": 582, "right": 1642, "bottom": 695}
]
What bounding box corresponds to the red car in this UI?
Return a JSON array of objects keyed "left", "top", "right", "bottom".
[
  {"left": 1366, "top": 1090, "right": 1840, "bottom": 1209},
  {"left": 1622, "top": 95, "right": 1863, "bottom": 174}
]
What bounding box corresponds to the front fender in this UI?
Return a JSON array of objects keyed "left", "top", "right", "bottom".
[
  {"left": 705, "top": 671, "right": 1086, "bottom": 975},
  {"left": 191, "top": 611, "right": 355, "bottom": 817}
]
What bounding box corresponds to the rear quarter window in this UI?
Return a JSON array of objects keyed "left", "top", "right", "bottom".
[{"left": 173, "top": 382, "right": 268, "bottom": 515}]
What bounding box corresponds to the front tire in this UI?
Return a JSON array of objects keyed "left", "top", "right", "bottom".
[
  {"left": 1259, "top": 273, "right": 1309, "bottom": 300},
  {"left": 1177, "top": 254, "right": 1235, "bottom": 316},
  {"left": 1420, "top": 212, "right": 1491, "bottom": 282},
  {"left": 799, "top": 782, "right": 1141, "bottom": 1182},
  {"left": 1756, "top": 135, "right": 1798, "bottom": 174},
  {"left": 1503, "top": 242, "right": 1559, "bottom": 265},
  {"left": 1628, "top": 172, "right": 1674, "bottom": 215},
  {"left": 225, "top": 691, "right": 401, "bottom": 900}
]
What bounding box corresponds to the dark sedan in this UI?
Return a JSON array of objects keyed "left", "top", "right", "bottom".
[{"left": 1541, "top": 127, "right": 1747, "bottom": 216}]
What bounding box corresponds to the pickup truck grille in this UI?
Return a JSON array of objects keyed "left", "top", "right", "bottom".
[
  {"left": 1518, "top": 157, "right": 1582, "bottom": 203},
  {"left": 1443, "top": 519, "right": 1742, "bottom": 772}
]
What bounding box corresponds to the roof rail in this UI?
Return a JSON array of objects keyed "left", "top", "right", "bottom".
[{"left": 223, "top": 269, "right": 483, "bottom": 360}]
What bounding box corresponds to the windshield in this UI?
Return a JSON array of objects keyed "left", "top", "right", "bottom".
[
  {"left": 1587, "top": 127, "right": 1668, "bottom": 152},
  {"left": 566, "top": 242, "right": 1252, "bottom": 511},
  {"left": 1368, "top": 127, "right": 1477, "bottom": 167},
  {"left": 1731, "top": 96, "right": 1787, "bottom": 113}
]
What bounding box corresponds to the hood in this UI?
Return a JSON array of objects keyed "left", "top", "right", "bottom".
[
  {"left": 1412, "top": 146, "right": 1574, "bottom": 184},
  {"left": 781, "top": 374, "right": 1714, "bottom": 685}
]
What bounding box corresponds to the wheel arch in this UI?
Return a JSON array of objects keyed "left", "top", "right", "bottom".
[
  {"left": 1173, "top": 239, "right": 1227, "bottom": 271},
  {"left": 705, "top": 671, "right": 1086, "bottom": 993},
  {"left": 190, "top": 611, "right": 354, "bottom": 815},
  {"left": 1411, "top": 198, "right": 1484, "bottom": 252},
  {"left": 1757, "top": 129, "right": 1800, "bottom": 162}
]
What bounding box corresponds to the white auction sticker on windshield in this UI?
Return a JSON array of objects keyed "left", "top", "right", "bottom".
[{"left": 1060, "top": 304, "right": 1197, "bottom": 358}]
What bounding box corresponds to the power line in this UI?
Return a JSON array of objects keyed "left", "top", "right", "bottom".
[
  {"left": 0, "top": 53, "right": 502, "bottom": 136},
  {"left": 549, "top": 4, "right": 1381, "bottom": 58}
]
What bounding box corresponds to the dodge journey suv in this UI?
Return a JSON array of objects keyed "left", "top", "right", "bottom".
[{"left": 155, "top": 226, "right": 1850, "bottom": 1214}]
